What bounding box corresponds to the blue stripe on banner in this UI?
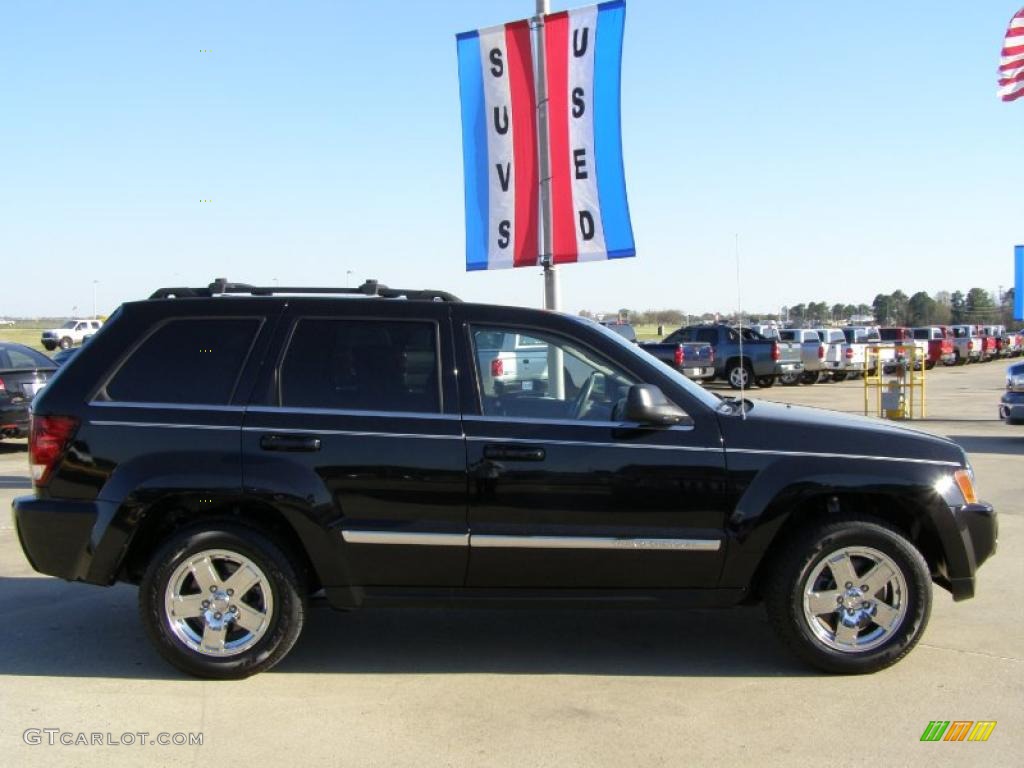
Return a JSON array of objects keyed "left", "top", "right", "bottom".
[
  {"left": 1015, "top": 245, "right": 1023, "bottom": 321},
  {"left": 457, "top": 31, "right": 489, "bottom": 271},
  {"left": 594, "top": 0, "right": 634, "bottom": 259}
]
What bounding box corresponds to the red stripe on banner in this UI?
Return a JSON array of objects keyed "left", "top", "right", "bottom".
[
  {"left": 1003, "top": 84, "right": 1024, "bottom": 102},
  {"left": 506, "top": 20, "right": 539, "bottom": 268},
  {"left": 1009, "top": 27, "right": 1024, "bottom": 37},
  {"left": 544, "top": 11, "right": 577, "bottom": 264},
  {"left": 1002, "top": 44, "right": 1024, "bottom": 60},
  {"left": 1000, "top": 69, "right": 1024, "bottom": 86}
]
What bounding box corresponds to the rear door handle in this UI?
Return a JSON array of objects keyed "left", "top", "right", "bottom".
[
  {"left": 260, "top": 434, "right": 322, "bottom": 452},
  {"left": 483, "top": 445, "right": 545, "bottom": 462}
]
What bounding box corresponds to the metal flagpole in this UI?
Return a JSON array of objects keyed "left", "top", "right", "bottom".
[
  {"left": 536, "top": 0, "right": 558, "bottom": 313},
  {"left": 534, "top": 0, "right": 564, "bottom": 398}
]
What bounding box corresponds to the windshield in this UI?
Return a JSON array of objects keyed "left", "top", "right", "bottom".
[
  {"left": 61, "top": 321, "right": 77, "bottom": 329},
  {"left": 571, "top": 316, "right": 722, "bottom": 411}
]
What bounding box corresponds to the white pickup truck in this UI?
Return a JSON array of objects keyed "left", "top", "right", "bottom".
[{"left": 41, "top": 319, "right": 102, "bottom": 351}]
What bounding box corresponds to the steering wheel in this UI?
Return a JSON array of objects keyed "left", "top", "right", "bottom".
[{"left": 571, "top": 373, "right": 597, "bottom": 419}]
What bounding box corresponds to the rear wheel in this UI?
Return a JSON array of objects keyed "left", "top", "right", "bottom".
[
  {"left": 754, "top": 376, "right": 775, "bottom": 388},
  {"left": 764, "top": 516, "right": 931, "bottom": 674},
  {"left": 779, "top": 372, "right": 801, "bottom": 386},
  {"left": 42, "top": 342, "right": 56, "bottom": 351},
  {"left": 726, "top": 361, "right": 753, "bottom": 390},
  {"left": 799, "top": 371, "right": 822, "bottom": 385},
  {"left": 140, "top": 523, "right": 306, "bottom": 679}
]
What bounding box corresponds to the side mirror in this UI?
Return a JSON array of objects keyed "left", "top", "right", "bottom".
[{"left": 623, "top": 384, "right": 692, "bottom": 427}]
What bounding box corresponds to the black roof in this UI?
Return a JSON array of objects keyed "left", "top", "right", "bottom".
[{"left": 149, "top": 279, "right": 460, "bottom": 303}]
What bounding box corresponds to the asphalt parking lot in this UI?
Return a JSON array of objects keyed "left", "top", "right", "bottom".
[{"left": 1, "top": 362, "right": 1021, "bottom": 767}]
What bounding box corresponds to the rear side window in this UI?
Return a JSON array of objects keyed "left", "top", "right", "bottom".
[
  {"left": 105, "top": 318, "right": 260, "bottom": 404},
  {"left": 279, "top": 319, "right": 440, "bottom": 413}
]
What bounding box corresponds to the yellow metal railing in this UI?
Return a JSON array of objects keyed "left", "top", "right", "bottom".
[{"left": 863, "top": 345, "right": 926, "bottom": 420}]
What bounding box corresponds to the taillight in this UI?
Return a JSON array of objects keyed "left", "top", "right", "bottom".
[
  {"left": 845, "top": 347, "right": 854, "bottom": 360},
  {"left": 817, "top": 345, "right": 825, "bottom": 360},
  {"left": 29, "top": 415, "right": 78, "bottom": 486},
  {"left": 0, "top": 376, "right": 5, "bottom": 391},
  {"left": 968, "top": 340, "right": 974, "bottom": 350},
  {"left": 771, "top": 341, "right": 780, "bottom": 362},
  {"left": 490, "top": 358, "right": 504, "bottom": 377},
  {"left": 673, "top": 345, "right": 684, "bottom": 366}
]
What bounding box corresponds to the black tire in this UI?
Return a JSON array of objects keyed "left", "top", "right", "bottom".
[
  {"left": 59, "top": 336, "right": 73, "bottom": 350},
  {"left": 779, "top": 372, "right": 801, "bottom": 386},
  {"left": 832, "top": 372, "right": 847, "bottom": 382},
  {"left": 139, "top": 522, "right": 306, "bottom": 679},
  {"left": 726, "top": 360, "right": 753, "bottom": 390},
  {"left": 764, "top": 516, "right": 931, "bottom": 674},
  {"left": 42, "top": 342, "right": 57, "bottom": 351},
  {"left": 799, "top": 371, "right": 822, "bottom": 385},
  {"left": 754, "top": 376, "right": 775, "bottom": 388},
  {"left": 924, "top": 360, "right": 935, "bottom": 370},
  {"left": 953, "top": 351, "right": 964, "bottom": 366}
]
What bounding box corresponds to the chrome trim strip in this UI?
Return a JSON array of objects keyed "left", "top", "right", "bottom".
[
  {"left": 466, "top": 436, "right": 721, "bottom": 453},
  {"left": 462, "top": 414, "right": 695, "bottom": 431},
  {"left": 240, "top": 426, "right": 462, "bottom": 441},
  {"left": 341, "top": 530, "right": 469, "bottom": 547},
  {"left": 246, "top": 405, "right": 458, "bottom": 420},
  {"left": 89, "top": 401, "right": 245, "bottom": 412},
  {"left": 470, "top": 535, "right": 722, "bottom": 551},
  {"left": 89, "top": 420, "right": 238, "bottom": 431},
  {"left": 726, "top": 448, "right": 960, "bottom": 467}
]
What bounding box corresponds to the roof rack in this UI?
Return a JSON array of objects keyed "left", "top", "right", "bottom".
[{"left": 149, "top": 278, "right": 461, "bottom": 303}]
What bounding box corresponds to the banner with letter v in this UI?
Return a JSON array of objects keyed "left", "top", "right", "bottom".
[{"left": 456, "top": 1, "right": 635, "bottom": 271}]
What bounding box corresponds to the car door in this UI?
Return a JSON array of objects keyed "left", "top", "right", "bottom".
[
  {"left": 241, "top": 301, "right": 468, "bottom": 587},
  {"left": 453, "top": 306, "right": 729, "bottom": 589}
]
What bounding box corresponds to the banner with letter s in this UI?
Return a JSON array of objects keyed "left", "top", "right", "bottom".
[{"left": 456, "top": 1, "right": 634, "bottom": 271}]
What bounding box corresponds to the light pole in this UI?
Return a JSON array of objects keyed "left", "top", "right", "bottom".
[{"left": 346, "top": 270, "right": 353, "bottom": 288}]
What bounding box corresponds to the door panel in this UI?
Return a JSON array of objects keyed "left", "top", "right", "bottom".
[
  {"left": 454, "top": 312, "right": 730, "bottom": 589},
  {"left": 241, "top": 303, "right": 468, "bottom": 587}
]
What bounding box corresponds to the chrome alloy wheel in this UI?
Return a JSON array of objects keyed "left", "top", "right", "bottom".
[
  {"left": 164, "top": 549, "right": 274, "bottom": 657},
  {"left": 801, "top": 546, "right": 908, "bottom": 653}
]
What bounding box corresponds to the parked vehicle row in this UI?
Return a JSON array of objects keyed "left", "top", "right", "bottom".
[{"left": 641, "top": 323, "right": 1024, "bottom": 389}]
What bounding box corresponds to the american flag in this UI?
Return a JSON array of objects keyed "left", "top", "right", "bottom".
[{"left": 1000, "top": 7, "right": 1024, "bottom": 102}]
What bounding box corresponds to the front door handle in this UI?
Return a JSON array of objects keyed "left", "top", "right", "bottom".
[
  {"left": 483, "top": 445, "right": 545, "bottom": 462},
  {"left": 260, "top": 434, "right": 322, "bottom": 452}
]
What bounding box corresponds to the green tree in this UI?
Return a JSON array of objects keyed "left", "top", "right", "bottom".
[
  {"left": 872, "top": 294, "right": 891, "bottom": 324},
  {"left": 965, "top": 288, "right": 995, "bottom": 321},
  {"left": 907, "top": 291, "right": 936, "bottom": 326},
  {"left": 950, "top": 291, "right": 965, "bottom": 323},
  {"left": 890, "top": 290, "right": 909, "bottom": 325}
]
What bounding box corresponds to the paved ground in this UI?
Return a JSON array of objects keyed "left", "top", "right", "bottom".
[{"left": 1, "top": 361, "right": 1021, "bottom": 767}]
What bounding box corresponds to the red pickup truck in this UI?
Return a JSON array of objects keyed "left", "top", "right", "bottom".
[{"left": 912, "top": 327, "right": 955, "bottom": 369}]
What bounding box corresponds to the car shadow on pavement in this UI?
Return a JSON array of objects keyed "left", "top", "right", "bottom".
[
  {"left": 948, "top": 435, "right": 1024, "bottom": 457},
  {"left": 0, "top": 441, "right": 27, "bottom": 455},
  {"left": 0, "top": 577, "right": 810, "bottom": 679},
  {"left": 0, "top": 475, "right": 32, "bottom": 490}
]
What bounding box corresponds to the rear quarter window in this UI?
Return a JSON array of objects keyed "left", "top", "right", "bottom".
[{"left": 102, "top": 318, "right": 261, "bottom": 404}]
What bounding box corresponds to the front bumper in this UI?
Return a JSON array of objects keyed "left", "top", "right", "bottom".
[
  {"left": 946, "top": 502, "right": 998, "bottom": 601},
  {"left": 12, "top": 496, "right": 121, "bottom": 584}
]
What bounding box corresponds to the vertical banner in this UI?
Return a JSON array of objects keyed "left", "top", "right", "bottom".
[
  {"left": 1015, "top": 245, "right": 1023, "bottom": 320},
  {"left": 456, "top": 1, "right": 633, "bottom": 271},
  {"left": 456, "top": 20, "right": 538, "bottom": 271},
  {"left": 544, "top": 0, "right": 634, "bottom": 264}
]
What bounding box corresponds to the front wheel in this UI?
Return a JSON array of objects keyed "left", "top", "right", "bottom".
[
  {"left": 59, "top": 336, "right": 73, "bottom": 350},
  {"left": 139, "top": 523, "right": 306, "bottom": 679},
  {"left": 764, "top": 516, "right": 931, "bottom": 674}
]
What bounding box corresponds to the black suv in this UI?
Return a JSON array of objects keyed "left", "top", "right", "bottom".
[{"left": 13, "top": 280, "right": 997, "bottom": 678}]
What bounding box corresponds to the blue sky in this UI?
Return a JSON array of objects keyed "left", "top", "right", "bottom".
[{"left": 1, "top": 1, "right": 1020, "bottom": 317}]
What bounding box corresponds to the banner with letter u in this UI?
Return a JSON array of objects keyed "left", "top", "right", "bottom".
[{"left": 456, "top": 1, "right": 635, "bottom": 271}]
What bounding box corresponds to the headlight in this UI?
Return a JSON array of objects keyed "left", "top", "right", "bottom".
[
  {"left": 1007, "top": 374, "right": 1024, "bottom": 392},
  {"left": 935, "top": 469, "right": 978, "bottom": 506}
]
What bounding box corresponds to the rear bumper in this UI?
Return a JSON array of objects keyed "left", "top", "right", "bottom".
[
  {"left": 11, "top": 496, "right": 121, "bottom": 585},
  {"left": 946, "top": 502, "right": 998, "bottom": 601},
  {"left": 0, "top": 399, "right": 30, "bottom": 437},
  {"left": 999, "top": 392, "right": 1024, "bottom": 422}
]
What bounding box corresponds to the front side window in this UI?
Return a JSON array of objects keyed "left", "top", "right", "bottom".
[
  {"left": 471, "top": 326, "right": 636, "bottom": 422},
  {"left": 104, "top": 318, "right": 260, "bottom": 404},
  {"left": 279, "top": 319, "right": 440, "bottom": 413}
]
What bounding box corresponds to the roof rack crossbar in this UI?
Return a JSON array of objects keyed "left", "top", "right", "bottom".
[{"left": 149, "top": 279, "right": 460, "bottom": 302}]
